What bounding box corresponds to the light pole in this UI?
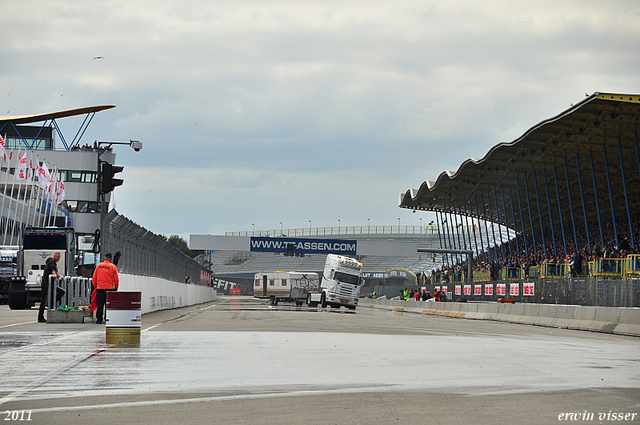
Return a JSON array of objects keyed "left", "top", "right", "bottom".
[
  {"left": 308, "top": 220, "right": 311, "bottom": 235},
  {"left": 280, "top": 221, "right": 283, "bottom": 236},
  {"left": 338, "top": 219, "right": 340, "bottom": 234},
  {"left": 420, "top": 217, "right": 423, "bottom": 234},
  {"left": 95, "top": 140, "right": 142, "bottom": 257},
  {"left": 252, "top": 223, "right": 255, "bottom": 234},
  {"left": 397, "top": 217, "right": 400, "bottom": 232},
  {"left": 367, "top": 218, "right": 370, "bottom": 233}
]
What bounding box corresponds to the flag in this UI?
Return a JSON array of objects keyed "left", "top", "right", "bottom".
[
  {"left": 0, "top": 135, "right": 6, "bottom": 162},
  {"left": 26, "top": 156, "right": 34, "bottom": 184},
  {"left": 38, "top": 161, "right": 52, "bottom": 190},
  {"left": 16, "top": 150, "right": 28, "bottom": 180},
  {"left": 56, "top": 180, "right": 65, "bottom": 205},
  {"left": 5, "top": 151, "right": 12, "bottom": 174}
]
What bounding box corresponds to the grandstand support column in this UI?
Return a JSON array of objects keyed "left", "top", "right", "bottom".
[
  {"left": 635, "top": 131, "right": 640, "bottom": 249},
  {"left": 480, "top": 193, "right": 493, "bottom": 261},
  {"left": 533, "top": 171, "right": 547, "bottom": 255},
  {"left": 492, "top": 185, "right": 506, "bottom": 259},
  {"left": 486, "top": 190, "right": 500, "bottom": 260},
  {"left": 499, "top": 184, "right": 513, "bottom": 257},
  {"left": 514, "top": 181, "right": 528, "bottom": 255},
  {"left": 462, "top": 200, "right": 474, "bottom": 255},
  {"left": 445, "top": 208, "right": 455, "bottom": 260},
  {"left": 435, "top": 211, "right": 447, "bottom": 266},
  {"left": 553, "top": 163, "right": 568, "bottom": 255},
  {"left": 576, "top": 154, "right": 592, "bottom": 252},
  {"left": 467, "top": 196, "right": 480, "bottom": 258},
  {"left": 602, "top": 144, "right": 619, "bottom": 250},
  {"left": 474, "top": 195, "right": 487, "bottom": 261},
  {"left": 507, "top": 183, "right": 519, "bottom": 256},
  {"left": 457, "top": 203, "right": 469, "bottom": 259},
  {"left": 521, "top": 175, "right": 535, "bottom": 255},
  {"left": 452, "top": 205, "right": 464, "bottom": 262},
  {"left": 589, "top": 150, "right": 605, "bottom": 250},
  {"left": 543, "top": 169, "right": 558, "bottom": 258},
  {"left": 563, "top": 157, "right": 580, "bottom": 253},
  {"left": 417, "top": 248, "right": 473, "bottom": 284},
  {"left": 617, "top": 136, "right": 636, "bottom": 250}
]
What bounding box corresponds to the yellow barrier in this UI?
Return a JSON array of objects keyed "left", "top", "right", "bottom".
[
  {"left": 430, "top": 274, "right": 441, "bottom": 284},
  {"left": 591, "top": 258, "right": 624, "bottom": 279},
  {"left": 540, "top": 263, "right": 568, "bottom": 278},
  {"left": 450, "top": 273, "right": 464, "bottom": 284},
  {"left": 473, "top": 271, "right": 491, "bottom": 282},
  {"left": 624, "top": 255, "right": 640, "bottom": 278},
  {"left": 501, "top": 267, "right": 522, "bottom": 280}
]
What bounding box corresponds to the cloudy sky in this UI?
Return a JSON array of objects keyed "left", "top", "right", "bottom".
[{"left": 1, "top": 0, "right": 638, "bottom": 238}]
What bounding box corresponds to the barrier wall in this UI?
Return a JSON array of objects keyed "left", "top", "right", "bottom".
[
  {"left": 119, "top": 274, "right": 217, "bottom": 314},
  {"left": 361, "top": 298, "right": 640, "bottom": 337}
]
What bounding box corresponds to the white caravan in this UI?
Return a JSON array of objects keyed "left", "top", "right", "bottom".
[{"left": 254, "top": 271, "right": 319, "bottom": 306}]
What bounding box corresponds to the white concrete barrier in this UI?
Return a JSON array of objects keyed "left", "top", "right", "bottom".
[
  {"left": 119, "top": 274, "right": 217, "bottom": 314},
  {"left": 360, "top": 298, "right": 640, "bottom": 337}
]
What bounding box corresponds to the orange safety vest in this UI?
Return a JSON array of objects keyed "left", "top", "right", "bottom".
[{"left": 92, "top": 260, "right": 119, "bottom": 290}]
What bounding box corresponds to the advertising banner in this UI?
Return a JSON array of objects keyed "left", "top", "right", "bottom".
[
  {"left": 523, "top": 282, "right": 535, "bottom": 296},
  {"left": 474, "top": 285, "right": 482, "bottom": 295},
  {"left": 455, "top": 285, "right": 461, "bottom": 296},
  {"left": 250, "top": 237, "right": 357, "bottom": 255},
  {"left": 510, "top": 283, "right": 520, "bottom": 296},
  {"left": 496, "top": 283, "right": 506, "bottom": 296},
  {"left": 463, "top": 285, "right": 471, "bottom": 296},
  {"left": 484, "top": 283, "right": 494, "bottom": 296}
]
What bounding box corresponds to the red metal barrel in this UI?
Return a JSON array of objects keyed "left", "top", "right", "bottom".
[{"left": 106, "top": 291, "right": 142, "bottom": 347}]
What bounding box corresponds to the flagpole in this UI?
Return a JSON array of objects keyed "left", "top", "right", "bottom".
[
  {"left": 1, "top": 151, "right": 14, "bottom": 245},
  {"left": 48, "top": 166, "right": 58, "bottom": 227},
  {"left": 19, "top": 151, "right": 32, "bottom": 231}
]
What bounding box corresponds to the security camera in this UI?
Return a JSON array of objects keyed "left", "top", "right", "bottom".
[{"left": 130, "top": 140, "right": 143, "bottom": 152}]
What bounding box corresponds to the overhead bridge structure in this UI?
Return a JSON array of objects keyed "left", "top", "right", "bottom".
[{"left": 399, "top": 92, "right": 640, "bottom": 259}]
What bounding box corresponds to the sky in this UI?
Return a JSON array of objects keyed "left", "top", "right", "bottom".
[{"left": 1, "top": 0, "right": 639, "bottom": 239}]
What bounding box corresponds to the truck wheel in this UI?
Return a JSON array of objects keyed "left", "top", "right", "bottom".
[
  {"left": 9, "top": 291, "right": 28, "bottom": 310},
  {"left": 295, "top": 299, "right": 303, "bottom": 307},
  {"left": 269, "top": 295, "right": 276, "bottom": 306},
  {"left": 321, "top": 293, "right": 327, "bottom": 308},
  {"left": 307, "top": 293, "right": 317, "bottom": 308},
  {"left": 8, "top": 282, "right": 28, "bottom": 310}
]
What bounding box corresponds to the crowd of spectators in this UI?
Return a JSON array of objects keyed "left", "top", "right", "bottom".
[
  {"left": 70, "top": 142, "right": 112, "bottom": 152},
  {"left": 427, "top": 214, "right": 640, "bottom": 282}
]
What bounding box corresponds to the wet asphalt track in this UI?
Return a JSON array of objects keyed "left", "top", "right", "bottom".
[{"left": 0, "top": 296, "right": 639, "bottom": 425}]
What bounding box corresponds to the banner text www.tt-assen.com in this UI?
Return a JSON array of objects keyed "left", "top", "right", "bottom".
[{"left": 250, "top": 237, "right": 357, "bottom": 255}]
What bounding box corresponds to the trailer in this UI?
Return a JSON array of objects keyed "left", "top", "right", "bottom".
[{"left": 254, "top": 271, "right": 319, "bottom": 306}]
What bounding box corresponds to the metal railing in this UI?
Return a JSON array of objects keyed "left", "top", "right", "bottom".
[
  {"left": 47, "top": 275, "right": 92, "bottom": 310},
  {"left": 226, "top": 224, "right": 440, "bottom": 237},
  {"left": 101, "top": 210, "right": 211, "bottom": 285}
]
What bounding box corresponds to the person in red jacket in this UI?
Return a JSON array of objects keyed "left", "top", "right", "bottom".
[{"left": 92, "top": 253, "right": 119, "bottom": 324}]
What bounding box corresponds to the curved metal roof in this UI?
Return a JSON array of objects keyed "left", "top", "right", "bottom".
[
  {"left": 0, "top": 105, "right": 115, "bottom": 125},
  {"left": 399, "top": 92, "right": 640, "bottom": 252}
]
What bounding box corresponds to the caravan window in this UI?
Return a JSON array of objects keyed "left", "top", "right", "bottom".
[{"left": 282, "top": 279, "right": 287, "bottom": 287}]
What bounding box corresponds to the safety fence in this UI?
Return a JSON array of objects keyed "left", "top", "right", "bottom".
[
  {"left": 361, "top": 277, "right": 640, "bottom": 308},
  {"left": 431, "top": 255, "right": 640, "bottom": 284},
  {"left": 101, "top": 210, "right": 211, "bottom": 285}
]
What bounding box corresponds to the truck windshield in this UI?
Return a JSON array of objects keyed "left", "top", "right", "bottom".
[
  {"left": 334, "top": 271, "right": 360, "bottom": 285},
  {"left": 22, "top": 233, "right": 67, "bottom": 250}
]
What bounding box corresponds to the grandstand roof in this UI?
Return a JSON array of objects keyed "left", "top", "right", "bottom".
[
  {"left": 0, "top": 105, "right": 115, "bottom": 125},
  {"left": 400, "top": 92, "right": 640, "bottom": 250}
]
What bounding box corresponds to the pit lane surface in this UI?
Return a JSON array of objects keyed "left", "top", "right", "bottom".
[{"left": 0, "top": 296, "right": 639, "bottom": 425}]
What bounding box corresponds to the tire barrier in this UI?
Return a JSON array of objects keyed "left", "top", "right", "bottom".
[{"left": 362, "top": 298, "right": 640, "bottom": 337}]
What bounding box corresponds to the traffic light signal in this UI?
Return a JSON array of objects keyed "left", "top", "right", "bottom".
[{"left": 100, "top": 162, "right": 124, "bottom": 194}]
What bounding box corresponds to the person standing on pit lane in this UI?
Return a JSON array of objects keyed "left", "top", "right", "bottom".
[
  {"left": 38, "top": 252, "right": 61, "bottom": 323},
  {"left": 92, "top": 253, "right": 119, "bottom": 324}
]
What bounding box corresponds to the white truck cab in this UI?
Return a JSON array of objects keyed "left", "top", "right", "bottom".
[{"left": 308, "top": 254, "right": 363, "bottom": 310}]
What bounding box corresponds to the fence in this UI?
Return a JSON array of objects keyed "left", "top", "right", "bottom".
[
  {"left": 362, "top": 278, "right": 640, "bottom": 308},
  {"left": 101, "top": 210, "right": 211, "bottom": 285}
]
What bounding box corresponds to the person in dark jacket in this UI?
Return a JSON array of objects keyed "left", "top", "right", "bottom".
[{"left": 38, "top": 252, "right": 61, "bottom": 323}]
